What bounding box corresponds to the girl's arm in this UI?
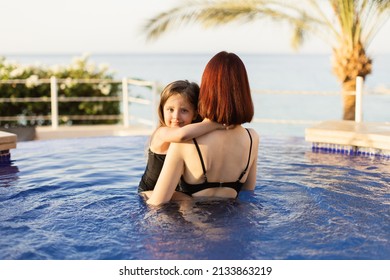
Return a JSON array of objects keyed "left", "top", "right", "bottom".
[
  {"left": 146, "top": 143, "right": 184, "bottom": 206},
  {"left": 155, "top": 118, "right": 225, "bottom": 143}
]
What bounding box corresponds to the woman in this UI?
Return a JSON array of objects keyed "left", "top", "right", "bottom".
[{"left": 144, "top": 51, "right": 259, "bottom": 206}]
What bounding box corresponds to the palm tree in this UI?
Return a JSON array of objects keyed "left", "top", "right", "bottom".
[{"left": 143, "top": 0, "right": 390, "bottom": 120}]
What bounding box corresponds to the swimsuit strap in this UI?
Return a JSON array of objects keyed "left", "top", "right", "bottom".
[
  {"left": 237, "top": 128, "right": 253, "bottom": 181},
  {"left": 193, "top": 138, "right": 207, "bottom": 181},
  {"left": 193, "top": 128, "right": 253, "bottom": 183}
]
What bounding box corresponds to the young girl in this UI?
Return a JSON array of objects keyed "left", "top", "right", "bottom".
[{"left": 138, "top": 80, "right": 225, "bottom": 192}]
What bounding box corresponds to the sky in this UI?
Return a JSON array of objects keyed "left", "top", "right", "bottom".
[{"left": 1, "top": 0, "right": 390, "bottom": 55}]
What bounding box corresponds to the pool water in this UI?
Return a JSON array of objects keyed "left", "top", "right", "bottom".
[{"left": 0, "top": 136, "right": 389, "bottom": 260}]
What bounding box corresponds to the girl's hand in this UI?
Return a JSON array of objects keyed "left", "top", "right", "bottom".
[
  {"left": 222, "top": 124, "right": 235, "bottom": 130},
  {"left": 202, "top": 118, "right": 234, "bottom": 130}
]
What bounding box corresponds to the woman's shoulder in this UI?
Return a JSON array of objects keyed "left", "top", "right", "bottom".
[{"left": 245, "top": 127, "right": 260, "bottom": 140}]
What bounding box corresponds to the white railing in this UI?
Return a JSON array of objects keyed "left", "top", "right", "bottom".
[
  {"left": 1, "top": 76, "right": 388, "bottom": 128},
  {"left": 0, "top": 77, "right": 159, "bottom": 129}
]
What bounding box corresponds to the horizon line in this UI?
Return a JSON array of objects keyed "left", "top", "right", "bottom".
[{"left": 3, "top": 51, "right": 389, "bottom": 56}]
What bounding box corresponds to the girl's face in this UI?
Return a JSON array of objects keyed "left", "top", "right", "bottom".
[{"left": 163, "top": 94, "right": 197, "bottom": 127}]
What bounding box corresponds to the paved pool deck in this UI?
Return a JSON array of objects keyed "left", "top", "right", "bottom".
[
  {"left": 34, "top": 125, "right": 153, "bottom": 140},
  {"left": 0, "top": 125, "right": 153, "bottom": 158},
  {"left": 0, "top": 131, "right": 17, "bottom": 151},
  {"left": 0, "top": 131, "right": 17, "bottom": 161}
]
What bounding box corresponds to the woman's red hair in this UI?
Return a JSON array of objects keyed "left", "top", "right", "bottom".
[{"left": 199, "top": 51, "right": 254, "bottom": 125}]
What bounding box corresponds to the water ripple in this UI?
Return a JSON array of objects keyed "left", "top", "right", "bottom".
[{"left": 0, "top": 136, "right": 389, "bottom": 259}]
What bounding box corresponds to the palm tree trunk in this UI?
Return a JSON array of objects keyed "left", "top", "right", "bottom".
[
  {"left": 341, "top": 80, "right": 356, "bottom": 120},
  {"left": 332, "top": 42, "right": 372, "bottom": 121}
]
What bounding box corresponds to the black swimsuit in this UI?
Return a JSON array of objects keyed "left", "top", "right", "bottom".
[
  {"left": 179, "top": 128, "right": 253, "bottom": 196},
  {"left": 138, "top": 149, "right": 166, "bottom": 192}
]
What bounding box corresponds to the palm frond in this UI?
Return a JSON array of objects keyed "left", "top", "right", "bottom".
[
  {"left": 143, "top": 0, "right": 260, "bottom": 41},
  {"left": 291, "top": 24, "right": 305, "bottom": 50},
  {"left": 142, "top": 0, "right": 324, "bottom": 41},
  {"left": 142, "top": 0, "right": 390, "bottom": 53},
  {"left": 359, "top": 0, "right": 390, "bottom": 46}
]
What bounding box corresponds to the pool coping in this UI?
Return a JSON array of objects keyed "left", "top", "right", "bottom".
[
  {"left": 305, "top": 120, "right": 390, "bottom": 155},
  {"left": 0, "top": 131, "right": 17, "bottom": 151},
  {"left": 3, "top": 121, "right": 390, "bottom": 154},
  {"left": 35, "top": 125, "right": 153, "bottom": 140},
  {"left": 0, "top": 131, "right": 17, "bottom": 162}
]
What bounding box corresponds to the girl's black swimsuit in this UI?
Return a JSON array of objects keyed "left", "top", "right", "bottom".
[
  {"left": 179, "top": 128, "right": 253, "bottom": 196},
  {"left": 138, "top": 149, "right": 181, "bottom": 192},
  {"left": 138, "top": 150, "right": 166, "bottom": 192}
]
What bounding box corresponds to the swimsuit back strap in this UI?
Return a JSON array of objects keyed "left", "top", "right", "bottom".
[
  {"left": 237, "top": 128, "right": 253, "bottom": 181},
  {"left": 193, "top": 138, "right": 207, "bottom": 181}
]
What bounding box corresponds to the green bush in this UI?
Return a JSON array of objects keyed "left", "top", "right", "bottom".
[{"left": 0, "top": 54, "right": 121, "bottom": 126}]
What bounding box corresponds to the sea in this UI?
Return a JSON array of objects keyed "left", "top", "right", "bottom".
[{"left": 3, "top": 53, "right": 390, "bottom": 136}]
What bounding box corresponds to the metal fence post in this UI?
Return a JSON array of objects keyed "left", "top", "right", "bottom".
[
  {"left": 151, "top": 82, "right": 159, "bottom": 128},
  {"left": 355, "top": 76, "right": 363, "bottom": 123},
  {"left": 122, "top": 77, "right": 129, "bottom": 127},
  {"left": 50, "top": 76, "right": 58, "bottom": 129}
]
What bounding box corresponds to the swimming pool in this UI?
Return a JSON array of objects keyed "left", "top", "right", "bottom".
[{"left": 0, "top": 135, "right": 389, "bottom": 260}]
